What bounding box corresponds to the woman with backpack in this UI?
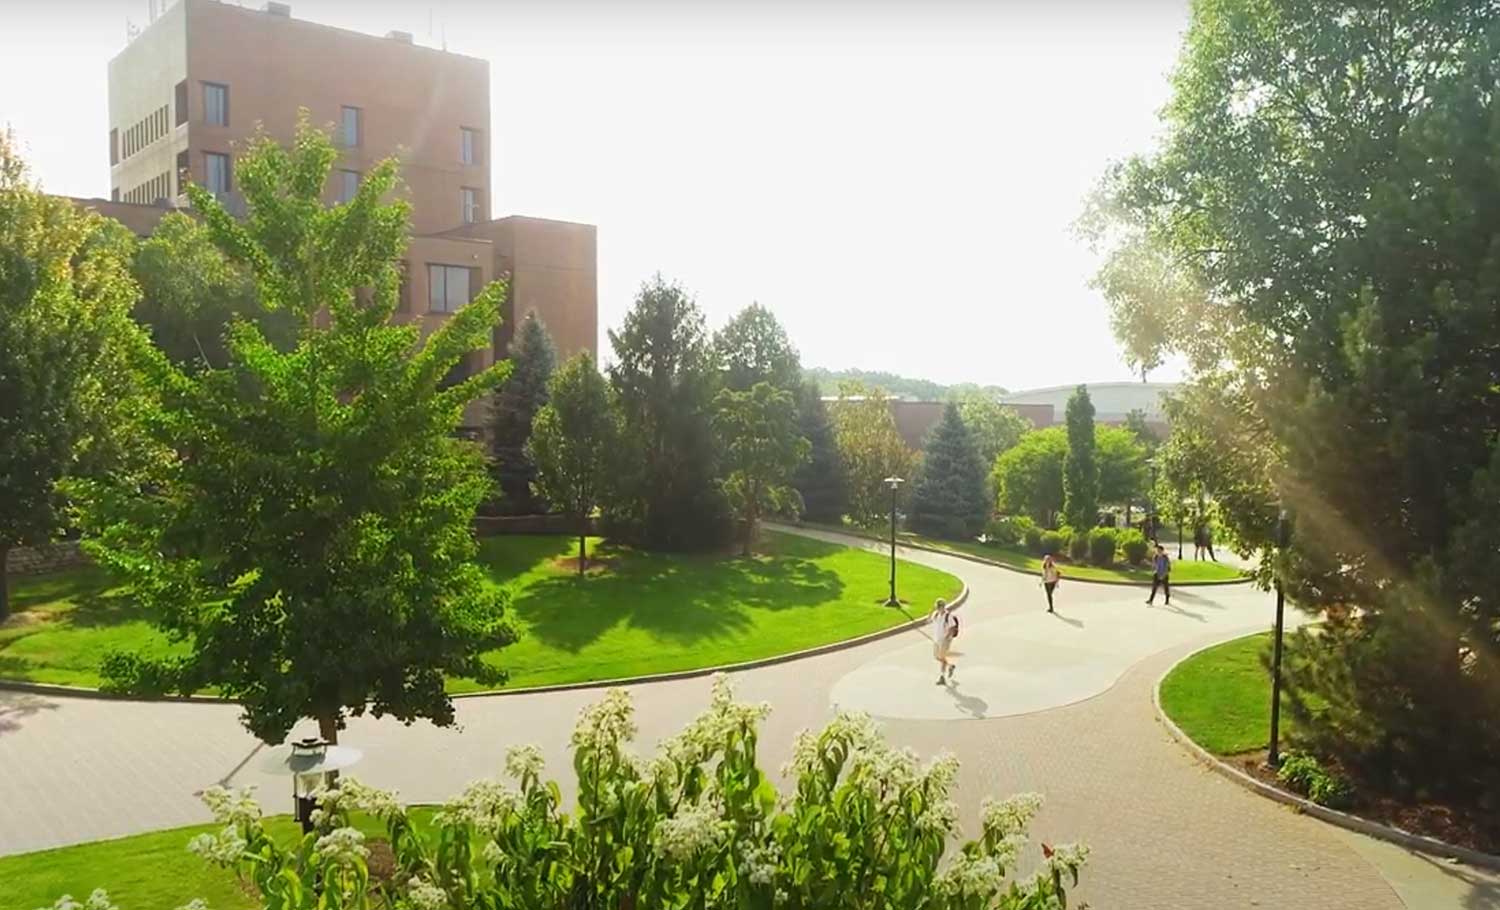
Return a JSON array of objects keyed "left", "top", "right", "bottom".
[{"left": 929, "top": 598, "right": 959, "bottom": 684}]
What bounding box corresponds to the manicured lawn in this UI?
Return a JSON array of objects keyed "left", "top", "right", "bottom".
[
  {"left": 915, "top": 536, "right": 1246, "bottom": 584},
  {"left": 1159, "top": 632, "right": 1304, "bottom": 754},
  {"left": 0, "top": 531, "right": 960, "bottom": 693},
  {"left": 0, "top": 811, "right": 434, "bottom": 910}
]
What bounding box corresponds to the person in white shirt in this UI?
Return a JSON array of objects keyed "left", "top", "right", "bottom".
[
  {"left": 929, "top": 598, "right": 958, "bottom": 684},
  {"left": 1041, "top": 553, "right": 1062, "bottom": 613}
]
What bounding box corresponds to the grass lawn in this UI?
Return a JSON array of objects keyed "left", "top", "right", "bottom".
[
  {"left": 0, "top": 810, "right": 434, "bottom": 910},
  {"left": 1158, "top": 632, "right": 1304, "bottom": 754},
  {"left": 0, "top": 531, "right": 960, "bottom": 693}
]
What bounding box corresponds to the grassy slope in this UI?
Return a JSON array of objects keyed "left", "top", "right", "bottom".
[
  {"left": 0, "top": 531, "right": 960, "bottom": 693},
  {"left": 919, "top": 537, "right": 1246, "bottom": 584},
  {"left": 1158, "top": 632, "right": 1302, "bottom": 754}
]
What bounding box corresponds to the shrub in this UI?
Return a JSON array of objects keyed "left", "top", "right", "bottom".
[
  {"left": 1038, "top": 529, "right": 1064, "bottom": 556},
  {"left": 984, "top": 515, "right": 1032, "bottom": 547},
  {"left": 68, "top": 678, "right": 1089, "bottom": 910},
  {"left": 1277, "top": 752, "right": 1354, "bottom": 810},
  {"left": 1087, "top": 527, "right": 1117, "bottom": 565},
  {"left": 1023, "top": 522, "right": 1044, "bottom": 553},
  {"left": 1066, "top": 527, "right": 1090, "bottom": 562},
  {"left": 1119, "top": 528, "right": 1149, "bottom": 564}
]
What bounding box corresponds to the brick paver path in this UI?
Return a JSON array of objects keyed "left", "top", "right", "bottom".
[{"left": 3, "top": 528, "right": 1484, "bottom": 907}]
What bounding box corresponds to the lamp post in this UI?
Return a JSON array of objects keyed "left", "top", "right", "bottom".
[
  {"left": 1147, "top": 458, "right": 1158, "bottom": 541},
  {"left": 1267, "top": 508, "right": 1293, "bottom": 768},
  {"left": 884, "top": 476, "right": 904, "bottom": 606},
  {"left": 262, "top": 737, "right": 364, "bottom": 833}
]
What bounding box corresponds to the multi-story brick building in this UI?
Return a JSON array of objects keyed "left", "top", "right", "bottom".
[{"left": 78, "top": 0, "right": 597, "bottom": 433}]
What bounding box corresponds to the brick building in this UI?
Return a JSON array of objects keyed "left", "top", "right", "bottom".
[{"left": 78, "top": 0, "right": 597, "bottom": 433}]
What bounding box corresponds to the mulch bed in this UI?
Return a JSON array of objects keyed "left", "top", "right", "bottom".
[{"left": 1226, "top": 751, "right": 1498, "bottom": 855}]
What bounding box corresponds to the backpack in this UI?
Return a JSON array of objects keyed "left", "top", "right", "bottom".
[{"left": 948, "top": 613, "right": 960, "bottom": 639}]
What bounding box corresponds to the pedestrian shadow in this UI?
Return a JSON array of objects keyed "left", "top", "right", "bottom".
[
  {"left": 946, "top": 683, "right": 989, "bottom": 719},
  {"left": 1412, "top": 850, "right": 1500, "bottom": 910},
  {"left": 1155, "top": 602, "right": 1207, "bottom": 622},
  {"left": 1169, "top": 590, "right": 1224, "bottom": 608},
  {"left": 1048, "top": 612, "right": 1084, "bottom": 628}
]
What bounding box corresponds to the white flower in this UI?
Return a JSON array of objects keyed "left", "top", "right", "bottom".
[
  {"left": 310, "top": 778, "right": 403, "bottom": 825},
  {"left": 739, "top": 841, "right": 781, "bottom": 885},
  {"left": 916, "top": 797, "right": 959, "bottom": 834},
  {"left": 83, "top": 891, "right": 118, "bottom": 910},
  {"left": 187, "top": 824, "right": 246, "bottom": 866},
  {"left": 405, "top": 875, "right": 448, "bottom": 910},
  {"left": 504, "top": 744, "right": 546, "bottom": 781},
  {"left": 980, "top": 792, "right": 1043, "bottom": 838},
  {"left": 314, "top": 827, "right": 369, "bottom": 866},
  {"left": 433, "top": 779, "right": 521, "bottom": 834},
  {"left": 482, "top": 840, "right": 506, "bottom": 865},
  {"left": 938, "top": 853, "right": 1006, "bottom": 897},
  {"left": 199, "top": 786, "right": 261, "bottom": 827},
  {"left": 654, "top": 800, "right": 731, "bottom": 861},
  {"left": 1044, "top": 841, "right": 1090, "bottom": 877},
  {"left": 781, "top": 711, "right": 880, "bottom": 779},
  {"left": 571, "top": 688, "right": 637, "bottom": 753},
  {"left": 176, "top": 901, "right": 211, "bottom": 910}
]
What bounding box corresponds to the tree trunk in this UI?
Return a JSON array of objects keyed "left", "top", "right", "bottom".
[
  {"left": 578, "top": 521, "right": 587, "bottom": 577},
  {"left": 318, "top": 711, "right": 339, "bottom": 745},
  {"left": 0, "top": 546, "right": 9, "bottom": 623}
]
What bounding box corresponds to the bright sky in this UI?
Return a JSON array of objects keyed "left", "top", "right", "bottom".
[{"left": 1, "top": 0, "right": 1190, "bottom": 390}]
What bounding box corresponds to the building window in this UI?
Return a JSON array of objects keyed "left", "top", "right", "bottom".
[
  {"left": 338, "top": 169, "right": 360, "bottom": 203},
  {"left": 205, "top": 152, "right": 232, "bottom": 195},
  {"left": 176, "top": 150, "right": 190, "bottom": 195},
  {"left": 109, "top": 128, "right": 118, "bottom": 165},
  {"left": 461, "top": 187, "right": 481, "bottom": 224},
  {"left": 111, "top": 187, "right": 119, "bottom": 202},
  {"left": 175, "top": 80, "right": 188, "bottom": 126},
  {"left": 341, "top": 106, "right": 361, "bottom": 147},
  {"left": 203, "top": 82, "right": 228, "bottom": 127},
  {"left": 427, "top": 264, "right": 473, "bottom": 313},
  {"left": 460, "top": 127, "right": 480, "bottom": 165}
]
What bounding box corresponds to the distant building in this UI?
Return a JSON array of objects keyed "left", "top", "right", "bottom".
[
  {"left": 78, "top": 0, "right": 597, "bottom": 434},
  {"left": 825, "top": 381, "right": 1177, "bottom": 452}
]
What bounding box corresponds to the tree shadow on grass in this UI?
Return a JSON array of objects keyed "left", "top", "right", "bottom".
[
  {"left": 505, "top": 542, "right": 846, "bottom": 653},
  {"left": 9, "top": 565, "right": 118, "bottom": 613}
]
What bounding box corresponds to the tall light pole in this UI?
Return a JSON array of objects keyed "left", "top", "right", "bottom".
[
  {"left": 884, "top": 476, "right": 904, "bottom": 606},
  {"left": 1147, "top": 458, "right": 1158, "bottom": 541},
  {"left": 1268, "top": 508, "right": 1293, "bottom": 767}
]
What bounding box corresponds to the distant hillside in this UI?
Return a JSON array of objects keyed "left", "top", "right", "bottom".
[{"left": 806, "top": 367, "right": 1007, "bottom": 401}]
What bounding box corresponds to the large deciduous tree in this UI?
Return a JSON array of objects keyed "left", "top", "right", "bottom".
[
  {"left": 1062, "top": 385, "right": 1098, "bottom": 530},
  {"left": 74, "top": 122, "right": 517, "bottom": 744},
  {"left": 491, "top": 312, "right": 557, "bottom": 515},
  {"left": 1095, "top": 425, "right": 1148, "bottom": 510},
  {"left": 714, "top": 302, "right": 802, "bottom": 394},
  {"left": 992, "top": 428, "right": 1067, "bottom": 526},
  {"left": 1084, "top": 0, "right": 1500, "bottom": 803},
  {"left": 528, "top": 352, "right": 619, "bottom": 575},
  {"left": 909, "top": 403, "right": 988, "bottom": 541},
  {"left": 131, "top": 211, "right": 295, "bottom": 369},
  {"left": 607, "top": 275, "right": 731, "bottom": 550},
  {"left": 956, "top": 392, "right": 1030, "bottom": 471},
  {"left": 0, "top": 132, "right": 149, "bottom": 621},
  {"left": 792, "top": 380, "right": 847, "bottom": 524},
  {"left": 831, "top": 382, "right": 917, "bottom": 528},
  {"left": 713, "top": 382, "right": 809, "bottom": 555}
]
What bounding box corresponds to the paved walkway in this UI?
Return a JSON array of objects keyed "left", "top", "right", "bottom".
[{"left": 1, "top": 528, "right": 1495, "bottom": 908}]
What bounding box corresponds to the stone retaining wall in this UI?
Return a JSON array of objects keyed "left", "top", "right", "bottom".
[{"left": 5, "top": 540, "right": 90, "bottom": 576}]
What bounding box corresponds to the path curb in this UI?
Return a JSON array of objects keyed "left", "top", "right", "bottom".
[
  {"left": 775, "top": 522, "right": 1252, "bottom": 589},
  {"left": 0, "top": 584, "right": 967, "bottom": 705},
  {"left": 1152, "top": 643, "right": 1500, "bottom": 872}
]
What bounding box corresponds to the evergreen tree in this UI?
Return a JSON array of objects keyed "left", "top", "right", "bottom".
[
  {"left": 714, "top": 302, "right": 801, "bottom": 394},
  {"left": 793, "top": 380, "right": 846, "bottom": 523},
  {"left": 1062, "top": 385, "right": 1098, "bottom": 529},
  {"left": 909, "top": 403, "right": 988, "bottom": 540},
  {"left": 606, "top": 275, "right": 731, "bottom": 550},
  {"left": 491, "top": 313, "right": 557, "bottom": 514}
]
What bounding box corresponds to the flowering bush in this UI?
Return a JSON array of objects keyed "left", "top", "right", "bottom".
[{"left": 44, "top": 676, "right": 1086, "bottom": 910}]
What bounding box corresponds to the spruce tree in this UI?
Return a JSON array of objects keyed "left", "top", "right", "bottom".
[
  {"left": 909, "top": 403, "right": 988, "bottom": 540},
  {"left": 1062, "top": 385, "right": 1098, "bottom": 530},
  {"left": 491, "top": 313, "right": 557, "bottom": 514},
  {"left": 793, "top": 380, "right": 846, "bottom": 524}
]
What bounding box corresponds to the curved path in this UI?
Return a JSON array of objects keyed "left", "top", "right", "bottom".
[{"left": 1, "top": 528, "right": 1493, "bottom": 908}]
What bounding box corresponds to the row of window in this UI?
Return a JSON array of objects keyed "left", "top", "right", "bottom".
[
  {"left": 121, "top": 171, "right": 172, "bottom": 205},
  {"left": 112, "top": 104, "right": 172, "bottom": 165}
]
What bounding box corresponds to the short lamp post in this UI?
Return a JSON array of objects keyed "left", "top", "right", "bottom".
[
  {"left": 263, "top": 737, "right": 364, "bottom": 833},
  {"left": 884, "top": 476, "right": 905, "bottom": 606},
  {"left": 1267, "top": 508, "right": 1293, "bottom": 768}
]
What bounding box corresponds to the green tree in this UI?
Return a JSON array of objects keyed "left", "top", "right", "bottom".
[
  {"left": 792, "top": 380, "right": 847, "bottom": 524},
  {"left": 713, "top": 382, "right": 810, "bottom": 555},
  {"left": 1123, "top": 408, "right": 1158, "bottom": 451},
  {"left": 714, "top": 302, "right": 801, "bottom": 394},
  {"left": 831, "top": 382, "right": 917, "bottom": 528},
  {"left": 491, "top": 312, "right": 557, "bottom": 515},
  {"left": 1085, "top": 0, "right": 1500, "bottom": 800},
  {"left": 909, "top": 403, "right": 989, "bottom": 540},
  {"left": 607, "top": 275, "right": 731, "bottom": 551},
  {"left": 528, "top": 352, "right": 619, "bottom": 575},
  {"left": 0, "top": 132, "right": 149, "bottom": 621},
  {"left": 991, "top": 428, "right": 1067, "bottom": 526},
  {"left": 73, "top": 122, "right": 517, "bottom": 745},
  {"left": 956, "top": 392, "right": 1030, "bottom": 472},
  {"left": 1096, "top": 425, "right": 1148, "bottom": 508},
  {"left": 1062, "top": 385, "right": 1098, "bottom": 529},
  {"left": 131, "top": 212, "right": 295, "bottom": 369}
]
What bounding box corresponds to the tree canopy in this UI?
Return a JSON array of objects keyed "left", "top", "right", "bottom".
[
  {"left": 713, "top": 382, "right": 809, "bottom": 554},
  {"left": 792, "top": 380, "right": 847, "bottom": 525},
  {"left": 956, "top": 392, "right": 1030, "bottom": 474},
  {"left": 529, "top": 352, "right": 619, "bottom": 575},
  {"left": 830, "top": 382, "right": 917, "bottom": 528},
  {"left": 491, "top": 312, "right": 557, "bottom": 515},
  {"left": 909, "top": 403, "right": 988, "bottom": 540},
  {"left": 714, "top": 302, "right": 801, "bottom": 394},
  {"left": 1062, "top": 385, "right": 1098, "bottom": 530},
  {"left": 73, "top": 121, "right": 516, "bottom": 744},
  {"left": 1084, "top": 0, "right": 1500, "bottom": 802},
  {"left": 992, "top": 428, "right": 1068, "bottom": 526}
]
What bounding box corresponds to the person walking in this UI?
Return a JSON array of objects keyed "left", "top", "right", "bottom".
[
  {"left": 1146, "top": 544, "right": 1172, "bottom": 606},
  {"left": 1041, "top": 553, "right": 1061, "bottom": 613},
  {"left": 1203, "top": 524, "right": 1218, "bottom": 561},
  {"left": 1193, "top": 524, "right": 1207, "bottom": 560},
  {"left": 929, "top": 598, "right": 958, "bottom": 684}
]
